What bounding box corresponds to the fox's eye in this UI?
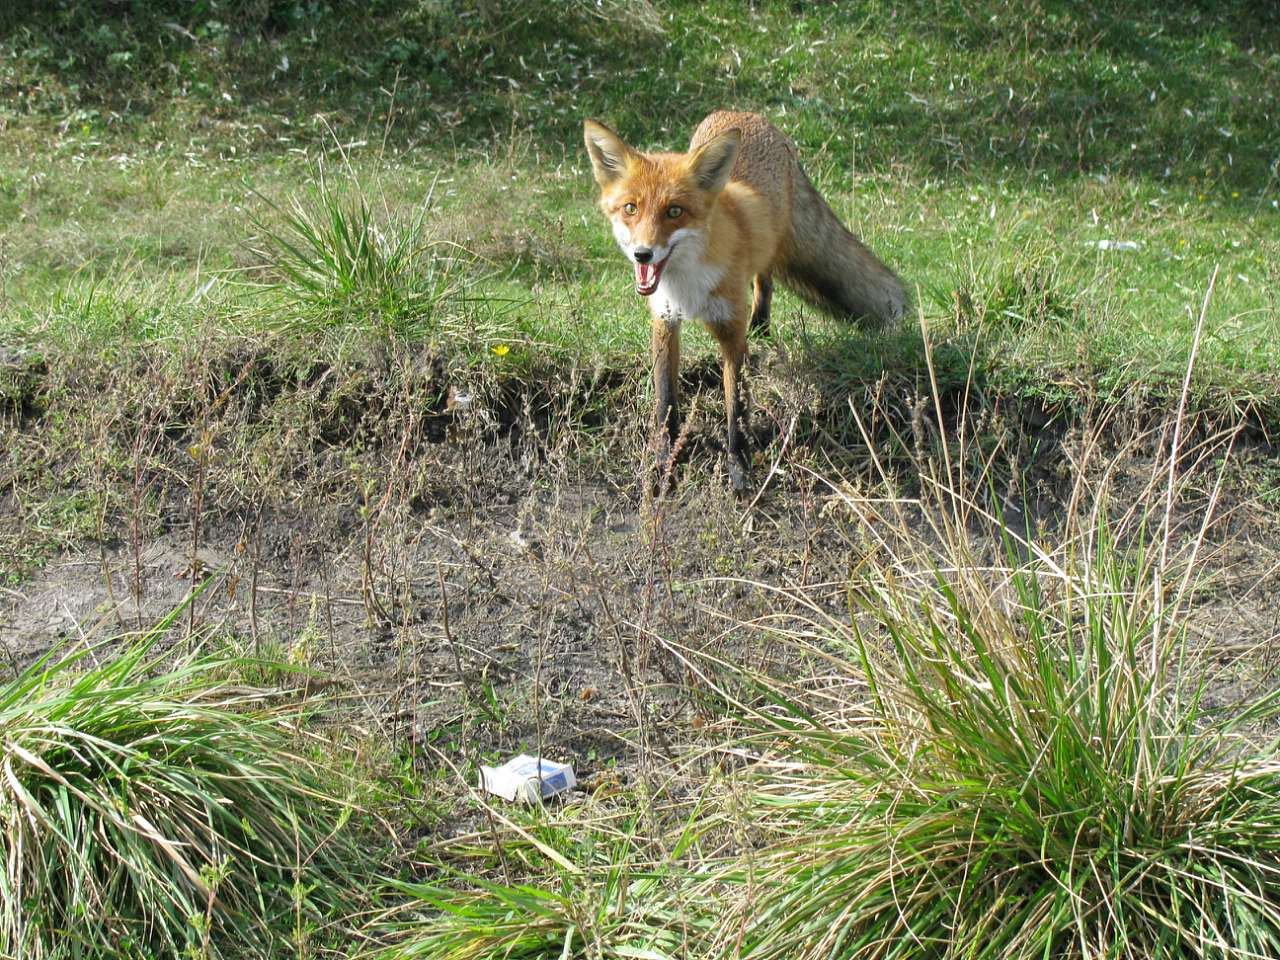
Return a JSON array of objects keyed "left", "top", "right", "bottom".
[
  {"left": 666, "top": 205, "right": 684, "bottom": 219},
  {"left": 622, "top": 202, "right": 638, "bottom": 216}
]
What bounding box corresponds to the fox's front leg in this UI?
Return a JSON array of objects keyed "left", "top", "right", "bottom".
[
  {"left": 650, "top": 318, "right": 681, "bottom": 476},
  {"left": 712, "top": 318, "right": 750, "bottom": 495}
]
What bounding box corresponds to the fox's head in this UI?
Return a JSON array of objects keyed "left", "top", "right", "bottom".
[{"left": 583, "top": 120, "right": 740, "bottom": 297}]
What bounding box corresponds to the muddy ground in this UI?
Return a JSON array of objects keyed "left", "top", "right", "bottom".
[{"left": 3, "top": 343, "right": 1280, "bottom": 789}]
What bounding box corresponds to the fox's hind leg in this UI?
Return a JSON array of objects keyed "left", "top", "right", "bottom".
[
  {"left": 750, "top": 272, "right": 773, "bottom": 338},
  {"left": 710, "top": 320, "right": 750, "bottom": 495}
]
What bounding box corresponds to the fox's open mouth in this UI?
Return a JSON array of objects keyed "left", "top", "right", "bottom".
[{"left": 634, "top": 255, "right": 669, "bottom": 296}]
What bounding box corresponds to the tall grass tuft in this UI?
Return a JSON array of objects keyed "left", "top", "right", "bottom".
[
  {"left": 249, "top": 170, "right": 480, "bottom": 337},
  {"left": 0, "top": 622, "right": 367, "bottom": 959},
  {"left": 714, "top": 526, "right": 1280, "bottom": 960}
]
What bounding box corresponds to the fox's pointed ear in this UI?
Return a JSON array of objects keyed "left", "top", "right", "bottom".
[
  {"left": 687, "top": 128, "right": 741, "bottom": 193},
  {"left": 583, "top": 120, "right": 635, "bottom": 187}
]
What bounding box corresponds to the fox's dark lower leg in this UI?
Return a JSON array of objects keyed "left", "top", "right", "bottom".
[
  {"left": 716, "top": 328, "right": 750, "bottom": 494},
  {"left": 750, "top": 273, "right": 773, "bottom": 337},
  {"left": 650, "top": 320, "right": 681, "bottom": 474}
]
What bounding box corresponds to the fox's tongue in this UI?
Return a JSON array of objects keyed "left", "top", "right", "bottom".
[{"left": 635, "top": 261, "right": 658, "bottom": 293}]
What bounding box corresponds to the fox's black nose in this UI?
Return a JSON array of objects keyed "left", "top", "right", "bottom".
[{"left": 634, "top": 248, "right": 653, "bottom": 264}]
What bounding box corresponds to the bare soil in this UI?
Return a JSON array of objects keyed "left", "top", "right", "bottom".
[{"left": 3, "top": 341, "right": 1280, "bottom": 790}]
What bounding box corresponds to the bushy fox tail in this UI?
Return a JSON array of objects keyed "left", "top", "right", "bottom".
[{"left": 778, "top": 169, "right": 908, "bottom": 327}]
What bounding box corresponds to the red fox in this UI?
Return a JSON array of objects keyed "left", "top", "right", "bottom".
[{"left": 583, "top": 111, "right": 906, "bottom": 492}]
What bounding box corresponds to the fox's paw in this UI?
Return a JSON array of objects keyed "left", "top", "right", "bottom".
[{"left": 726, "top": 452, "right": 750, "bottom": 498}]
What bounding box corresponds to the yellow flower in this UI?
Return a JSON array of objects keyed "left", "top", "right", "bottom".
[
  {"left": 492, "top": 344, "right": 510, "bottom": 357},
  {"left": 1232, "top": 191, "right": 1240, "bottom": 198}
]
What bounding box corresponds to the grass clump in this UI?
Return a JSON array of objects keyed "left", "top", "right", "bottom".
[
  {"left": 945, "top": 243, "right": 1082, "bottom": 338},
  {"left": 717, "top": 528, "right": 1280, "bottom": 959},
  {"left": 0, "top": 624, "right": 369, "bottom": 959},
  {"left": 249, "top": 170, "right": 484, "bottom": 338}
]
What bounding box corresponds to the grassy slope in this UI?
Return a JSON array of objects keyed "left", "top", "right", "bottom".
[{"left": 2, "top": 0, "right": 1278, "bottom": 415}]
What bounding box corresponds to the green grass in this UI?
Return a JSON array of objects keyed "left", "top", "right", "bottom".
[
  {"left": 2, "top": 0, "right": 1276, "bottom": 421},
  {"left": 710, "top": 527, "right": 1280, "bottom": 959},
  {"left": 0, "top": 618, "right": 372, "bottom": 959},
  {"left": 376, "top": 802, "right": 710, "bottom": 960}
]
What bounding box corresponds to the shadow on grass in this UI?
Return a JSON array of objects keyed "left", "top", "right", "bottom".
[
  {"left": 3, "top": 1, "right": 1276, "bottom": 188},
  {"left": 797, "top": 322, "right": 975, "bottom": 398}
]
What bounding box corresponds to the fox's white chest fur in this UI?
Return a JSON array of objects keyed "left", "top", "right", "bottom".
[{"left": 648, "top": 230, "right": 730, "bottom": 328}]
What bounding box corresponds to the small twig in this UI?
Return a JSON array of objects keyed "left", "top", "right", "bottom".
[
  {"left": 249, "top": 503, "right": 262, "bottom": 653},
  {"left": 252, "top": 584, "right": 365, "bottom": 607},
  {"left": 428, "top": 568, "right": 514, "bottom": 887},
  {"left": 438, "top": 563, "right": 482, "bottom": 711}
]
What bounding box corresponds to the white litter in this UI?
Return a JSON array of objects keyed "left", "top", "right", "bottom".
[
  {"left": 480, "top": 755, "right": 576, "bottom": 804},
  {"left": 1093, "top": 240, "right": 1140, "bottom": 251}
]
